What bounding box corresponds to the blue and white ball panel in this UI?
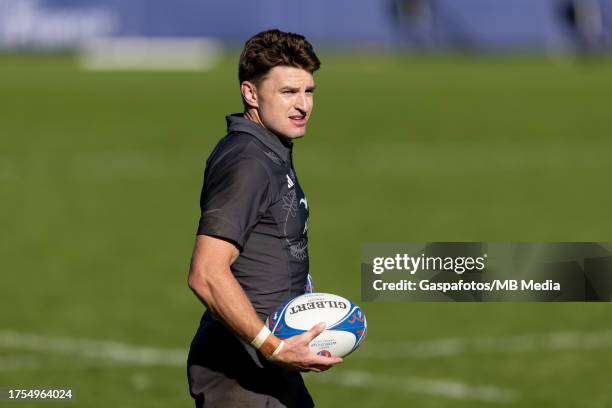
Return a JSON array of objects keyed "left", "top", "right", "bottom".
[
  {"left": 265, "top": 292, "right": 367, "bottom": 358},
  {"left": 325, "top": 306, "right": 367, "bottom": 355}
]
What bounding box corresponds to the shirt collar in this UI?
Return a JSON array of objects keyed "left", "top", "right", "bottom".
[{"left": 226, "top": 114, "right": 292, "bottom": 164}]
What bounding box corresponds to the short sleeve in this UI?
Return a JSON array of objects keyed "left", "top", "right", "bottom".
[{"left": 197, "top": 157, "right": 271, "bottom": 249}]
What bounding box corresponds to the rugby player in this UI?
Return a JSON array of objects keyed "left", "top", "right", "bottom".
[{"left": 187, "top": 29, "right": 342, "bottom": 407}]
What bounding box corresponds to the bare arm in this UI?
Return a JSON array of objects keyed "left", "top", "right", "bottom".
[
  {"left": 188, "top": 234, "right": 342, "bottom": 371},
  {"left": 187, "top": 234, "right": 263, "bottom": 341}
]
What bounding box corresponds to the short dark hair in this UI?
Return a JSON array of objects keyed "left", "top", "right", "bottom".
[{"left": 239, "top": 29, "right": 320, "bottom": 85}]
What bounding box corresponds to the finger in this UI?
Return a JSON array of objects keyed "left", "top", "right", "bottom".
[
  {"left": 311, "top": 355, "right": 343, "bottom": 366},
  {"left": 303, "top": 322, "right": 326, "bottom": 342},
  {"left": 300, "top": 366, "right": 322, "bottom": 373},
  {"left": 311, "top": 364, "right": 332, "bottom": 372}
]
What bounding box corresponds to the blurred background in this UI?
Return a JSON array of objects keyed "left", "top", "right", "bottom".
[{"left": 1, "top": 1, "right": 612, "bottom": 407}]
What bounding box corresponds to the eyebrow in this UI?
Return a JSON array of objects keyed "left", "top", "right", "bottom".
[{"left": 279, "top": 85, "right": 317, "bottom": 91}]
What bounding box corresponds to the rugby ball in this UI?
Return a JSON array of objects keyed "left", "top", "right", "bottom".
[{"left": 265, "top": 292, "right": 367, "bottom": 358}]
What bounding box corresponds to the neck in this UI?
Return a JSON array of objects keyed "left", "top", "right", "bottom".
[
  {"left": 243, "top": 108, "right": 263, "bottom": 127},
  {"left": 242, "top": 109, "right": 293, "bottom": 145}
]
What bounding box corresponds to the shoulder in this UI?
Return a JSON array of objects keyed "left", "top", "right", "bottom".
[
  {"left": 208, "top": 132, "right": 282, "bottom": 177},
  {"left": 205, "top": 134, "right": 268, "bottom": 184}
]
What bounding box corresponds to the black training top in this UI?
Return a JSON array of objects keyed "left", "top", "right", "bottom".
[{"left": 197, "top": 114, "right": 310, "bottom": 319}]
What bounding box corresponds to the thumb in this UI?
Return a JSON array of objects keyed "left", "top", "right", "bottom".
[{"left": 303, "top": 322, "right": 326, "bottom": 342}]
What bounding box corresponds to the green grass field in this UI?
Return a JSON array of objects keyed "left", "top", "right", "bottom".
[{"left": 1, "top": 53, "right": 612, "bottom": 407}]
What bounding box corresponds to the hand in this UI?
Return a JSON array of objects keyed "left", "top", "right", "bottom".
[{"left": 268, "top": 323, "right": 343, "bottom": 372}]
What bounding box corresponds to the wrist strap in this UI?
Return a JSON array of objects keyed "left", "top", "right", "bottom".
[
  {"left": 250, "top": 325, "right": 271, "bottom": 349},
  {"left": 271, "top": 340, "right": 285, "bottom": 357}
]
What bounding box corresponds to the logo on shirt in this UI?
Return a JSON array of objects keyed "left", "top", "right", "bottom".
[
  {"left": 286, "top": 174, "right": 294, "bottom": 189},
  {"left": 281, "top": 188, "right": 308, "bottom": 260}
]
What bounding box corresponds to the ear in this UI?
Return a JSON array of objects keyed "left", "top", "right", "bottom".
[{"left": 240, "top": 81, "right": 259, "bottom": 108}]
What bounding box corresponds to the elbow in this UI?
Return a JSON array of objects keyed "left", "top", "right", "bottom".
[
  {"left": 188, "top": 266, "right": 212, "bottom": 302},
  {"left": 187, "top": 271, "right": 198, "bottom": 291}
]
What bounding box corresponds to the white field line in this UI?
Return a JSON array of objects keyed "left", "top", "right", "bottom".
[
  {"left": 2, "top": 328, "right": 612, "bottom": 403},
  {"left": 356, "top": 329, "right": 612, "bottom": 359},
  {"left": 0, "top": 330, "right": 186, "bottom": 367},
  {"left": 311, "top": 370, "right": 517, "bottom": 403},
  {"left": 0, "top": 330, "right": 518, "bottom": 404},
  {"left": 2, "top": 329, "right": 612, "bottom": 365}
]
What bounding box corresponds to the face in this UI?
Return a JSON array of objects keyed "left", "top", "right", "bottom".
[{"left": 243, "top": 66, "right": 315, "bottom": 140}]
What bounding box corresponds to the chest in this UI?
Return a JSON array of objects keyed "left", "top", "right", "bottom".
[{"left": 267, "top": 167, "right": 309, "bottom": 242}]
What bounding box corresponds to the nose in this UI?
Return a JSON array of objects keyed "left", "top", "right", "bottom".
[{"left": 295, "top": 91, "right": 309, "bottom": 113}]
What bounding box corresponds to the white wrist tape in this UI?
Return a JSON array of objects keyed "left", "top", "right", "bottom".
[
  {"left": 272, "top": 340, "right": 285, "bottom": 357},
  {"left": 250, "top": 326, "right": 271, "bottom": 349}
]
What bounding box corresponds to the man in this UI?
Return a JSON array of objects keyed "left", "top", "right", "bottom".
[{"left": 187, "top": 29, "right": 342, "bottom": 407}]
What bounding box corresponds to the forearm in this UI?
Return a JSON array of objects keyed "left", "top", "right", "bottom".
[{"left": 188, "top": 263, "right": 265, "bottom": 344}]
